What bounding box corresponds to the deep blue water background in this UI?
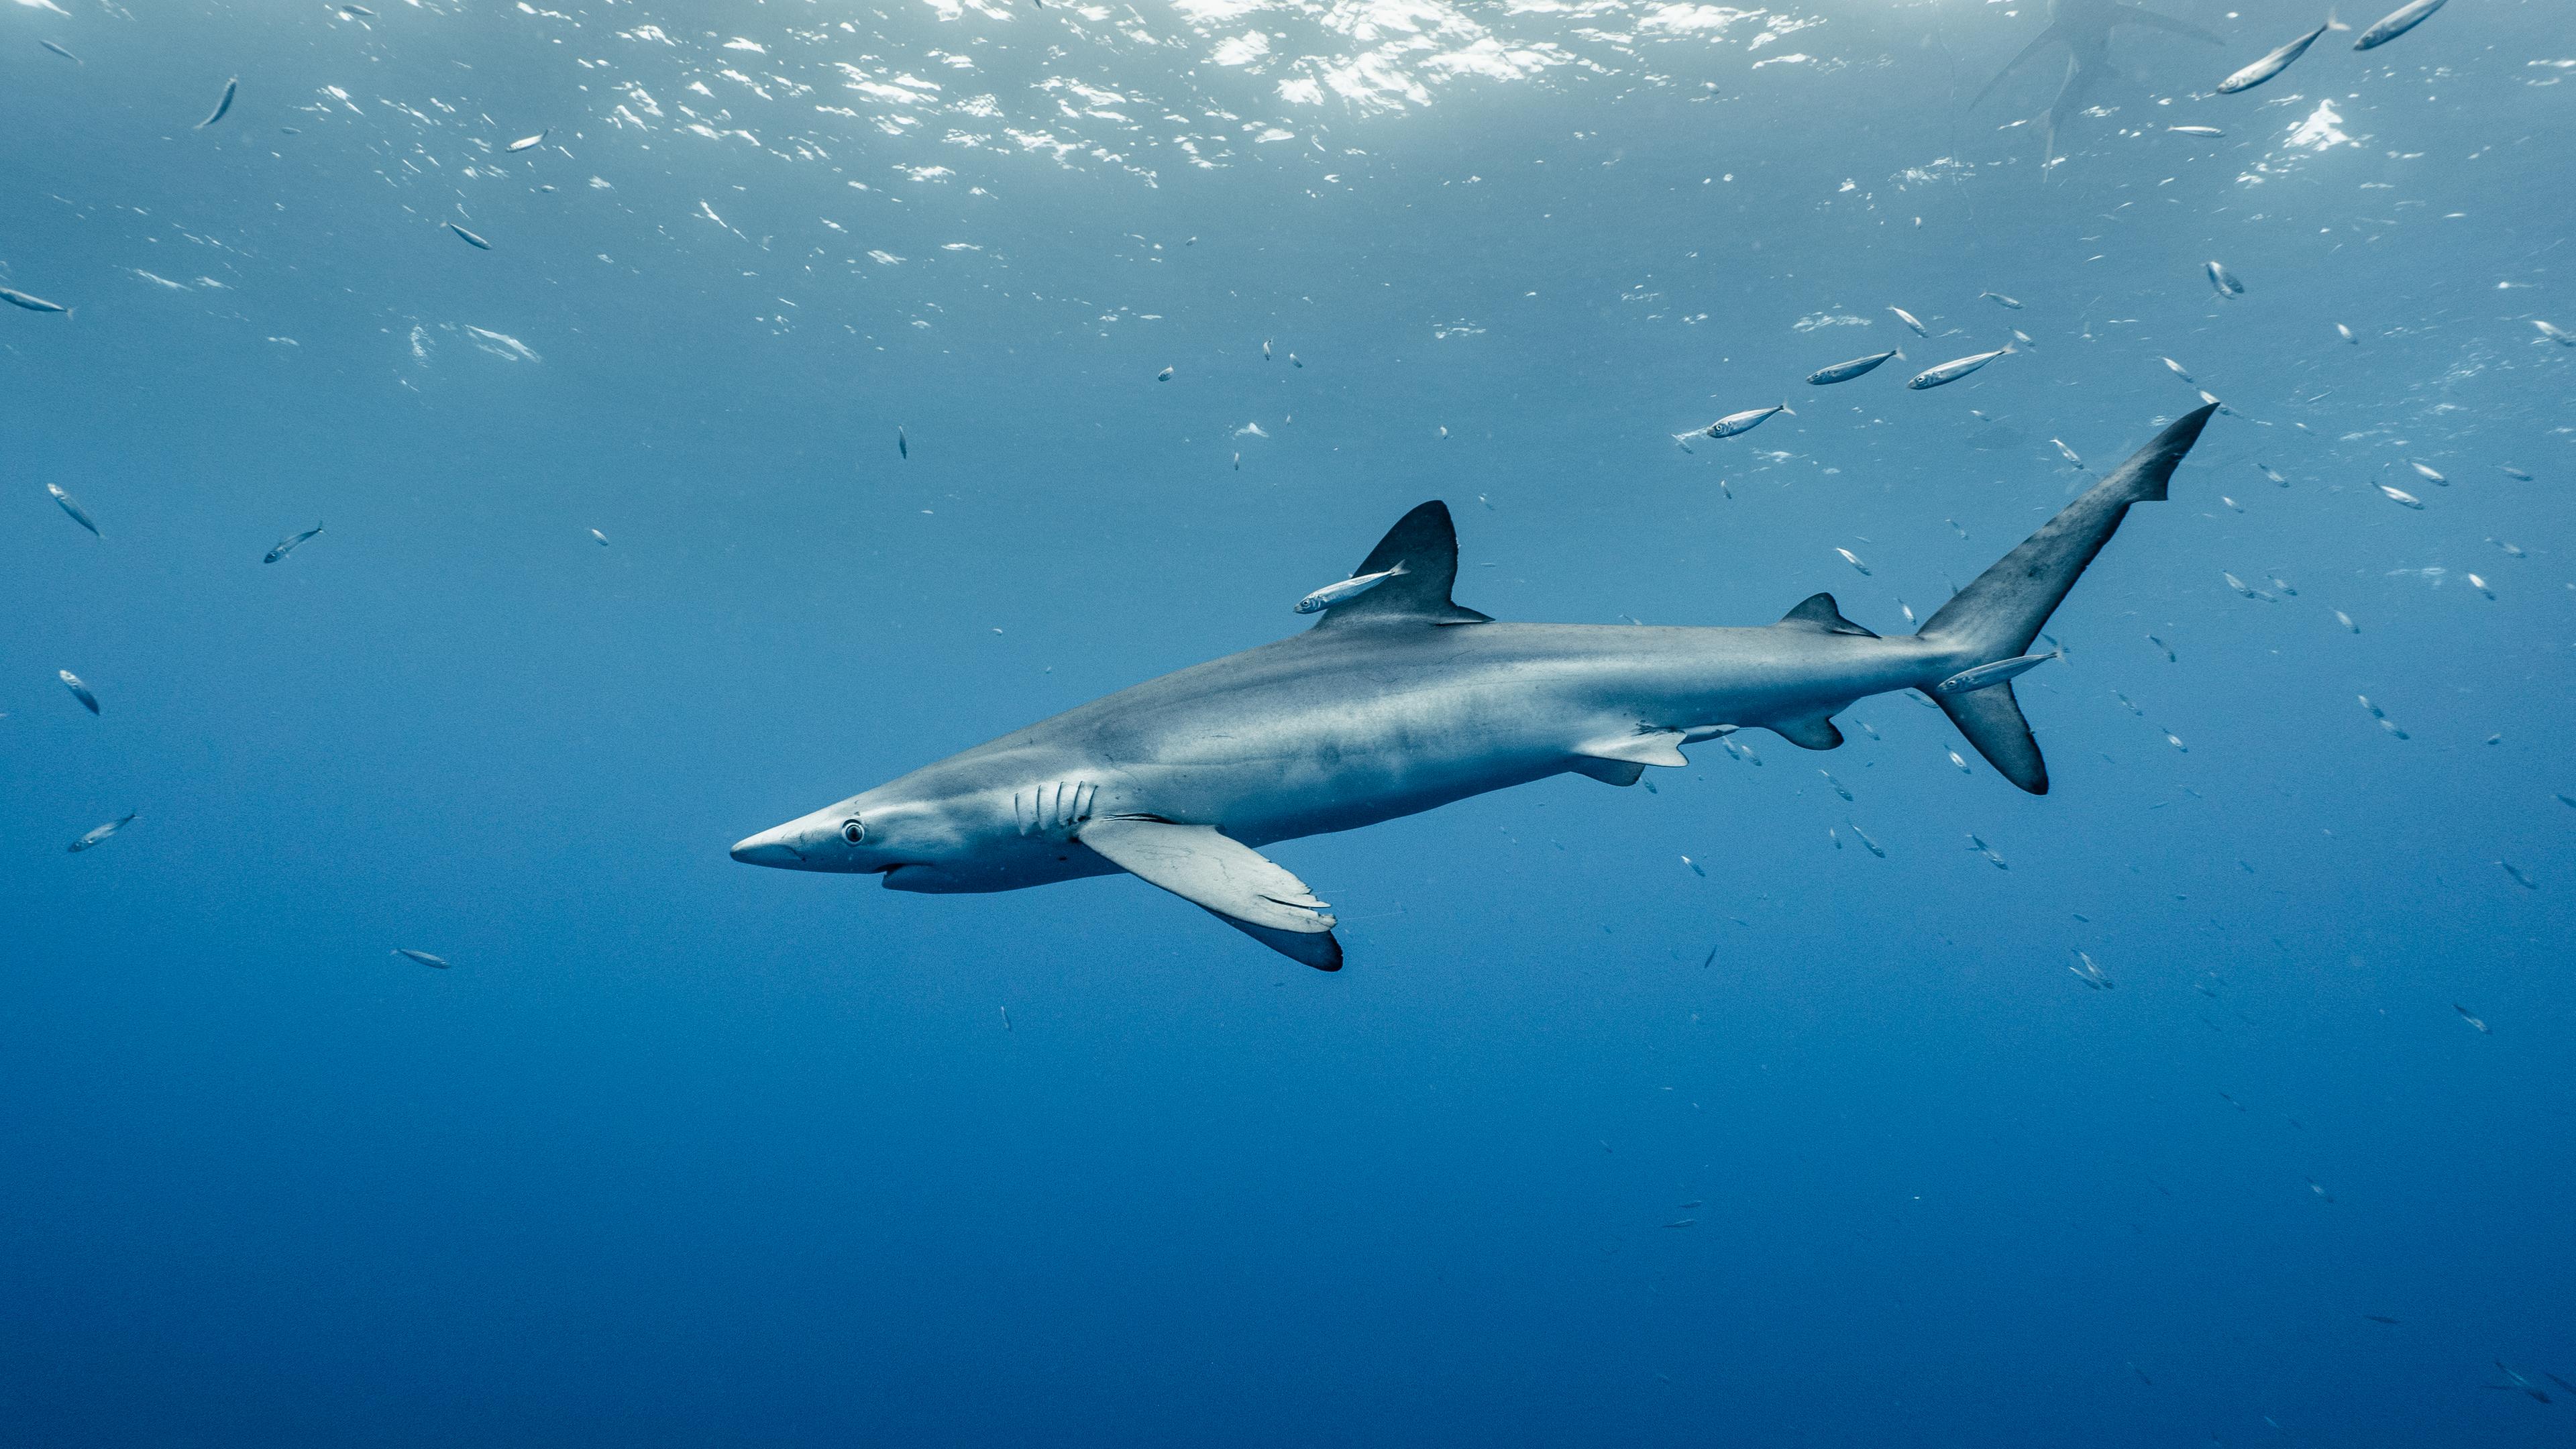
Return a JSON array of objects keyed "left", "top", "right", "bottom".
[{"left": 3, "top": 0, "right": 2569, "bottom": 1442}]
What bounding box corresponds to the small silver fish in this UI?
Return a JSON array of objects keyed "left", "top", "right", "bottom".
[
  {"left": 2168, "top": 124, "right": 2224, "bottom": 136},
  {"left": 2410, "top": 461, "right": 2446, "bottom": 485},
  {"left": 1156, "top": 366, "right": 1173, "bottom": 381},
  {"left": 1934, "top": 651, "right": 2055, "bottom": 696},
  {"left": 2159, "top": 356, "right": 2195, "bottom": 384},
  {"left": 2496, "top": 861, "right": 2535, "bottom": 892},
  {"left": 1263, "top": 338, "right": 1273, "bottom": 360},
  {"left": 1834, "top": 547, "right": 1870, "bottom": 576},
  {"left": 266, "top": 522, "right": 324, "bottom": 563},
  {"left": 1682, "top": 855, "right": 1706, "bottom": 878},
  {"left": 1846, "top": 821, "right": 1886, "bottom": 857},
  {"left": 1821, "top": 770, "right": 1853, "bottom": 802},
  {"left": 1906, "top": 346, "right": 2012, "bottom": 390},
  {"left": 2204, "top": 260, "right": 2245, "bottom": 297},
  {"left": 1295, "top": 562, "right": 1407, "bottom": 614},
  {"left": 392, "top": 948, "right": 453, "bottom": 969},
  {"left": 2353, "top": 0, "right": 2447, "bottom": 49},
  {"left": 1289, "top": 353, "right": 1302, "bottom": 368},
  {"left": 2270, "top": 576, "right": 2297, "bottom": 596},
  {"left": 590, "top": 528, "right": 610, "bottom": 546},
  {"left": 198, "top": 76, "right": 239, "bottom": 128},
  {"left": 447, "top": 221, "right": 492, "bottom": 250},
  {"left": 0, "top": 286, "right": 71, "bottom": 315},
  {"left": 2498, "top": 464, "right": 2532, "bottom": 480},
  {"left": 1805, "top": 350, "right": 1900, "bottom": 386},
  {"left": 1949, "top": 749, "right": 1972, "bottom": 774},
  {"left": 2216, "top": 20, "right": 2332, "bottom": 93},
  {"left": 2469, "top": 572, "right": 2493, "bottom": 600},
  {"left": 2337, "top": 323, "right": 2359, "bottom": 344},
  {"left": 1979, "top": 290, "right": 2024, "bottom": 310},
  {"left": 59, "top": 668, "right": 100, "bottom": 714},
  {"left": 2223, "top": 572, "right": 2259, "bottom": 599},
  {"left": 1704, "top": 402, "right": 1792, "bottom": 438},
  {"left": 41, "top": 38, "right": 80, "bottom": 63},
  {"left": 2070, "top": 950, "right": 2112, "bottom": 989},
  {"left": 2052, "top": 437, "right": 2084, "bottom": 468},
  {"left": 506, "top": 129, "right": 549, "bottom": 153},
  {"left": 48, "top": 483, "right": 102, "bottom": 537},
  {"left": 2334, "top": 610, "right": 2358, "bottom": 633},
  {"left": 2148, "top": 634, "right": 2175, "bottom": 662},
  {"left": 897, "top": 425, "right": 908, "bottom": 459},
  {"left": 2489, "top": 538, "right": 2524, "bottom": 558},
  {"left": 2257, "top": 462, "right": 2289, "bottom": 487},
  {"left": 2455, "top": 1004, "right": 2489, "bottom": 1033},
  {"left": 1888, "top": 306, "right": 1930, "bottom": 337},
  {"left": 1968, "top": 834, "right": 2008, "bottom": 870},
  {"left": 2221, "top": 496, "right": 2243, "bottom": 512},
  {"left": 2377, "top": 484, "right": 2425, "bottom": 509},
  {"left": 2534, "top": 320, "right": 2574, "bottom": 347},
  {"left": 69, "top": 812, "right": 137, "bottom": 853}
]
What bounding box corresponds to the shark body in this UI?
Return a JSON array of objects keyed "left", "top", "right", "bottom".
[
  {"left": 734, "top": 407, "right": 2218, "bottom": 969},
  {"left": 1972, "top": 0, "right": 2226, "bottom": 164}
]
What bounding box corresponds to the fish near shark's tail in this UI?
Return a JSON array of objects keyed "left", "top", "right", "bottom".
[{"left": 1915, "top": 404, "right": 2217, "bottom": 794}]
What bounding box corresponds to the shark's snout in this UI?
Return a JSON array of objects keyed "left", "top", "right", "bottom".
[{"left": 731, "top": 822, "right": 813, "bottom": 869}]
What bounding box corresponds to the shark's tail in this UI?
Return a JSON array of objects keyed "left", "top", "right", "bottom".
[{"left": 1915, "top": 404, "right": 2217, "bottom": 794}]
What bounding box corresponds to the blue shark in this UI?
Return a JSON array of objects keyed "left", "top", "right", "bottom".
[{"left": 733, "top": 406, "right": 2218, "bottom": 969}]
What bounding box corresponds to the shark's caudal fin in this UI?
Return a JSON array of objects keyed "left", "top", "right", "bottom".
[
  {"left": 1918, "top": 404, "right": 2216, "bottom": 794},
  {"left": 2108, "top": 3, "right": 2226, "bottom": 45},
  {"left": 1970, "top": 23, "right": 2069, "bottom": 109},
  {"left": 1311, "top": 501, "right": 1493, "bottom": 629}
]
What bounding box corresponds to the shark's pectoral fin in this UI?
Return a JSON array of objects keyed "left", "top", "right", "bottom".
[
  {"left": 1764, "top": 715, "right": 1845, "bottom": 751},
  {"left": 1576, "top": 729, "right": 1691, "bottom": 769},
  {"left": 1077, "top": 816, "right": 1340, "bottom": 963},
  {"left": 1210, "top": 913, "right": 1344, "bottom": 971}
]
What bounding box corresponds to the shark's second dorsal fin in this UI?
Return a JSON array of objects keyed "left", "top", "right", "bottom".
[
  {"left": 1776, "top": 593, "right": 1879, "bottom": 638},
  {"left": 1311, "top": 500, "right": 1493, "bottom": 629}
]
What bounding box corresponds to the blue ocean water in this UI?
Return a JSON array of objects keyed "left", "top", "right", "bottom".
[{"left": 3, "top": 0, "right": 2570, "bottom": 1442}]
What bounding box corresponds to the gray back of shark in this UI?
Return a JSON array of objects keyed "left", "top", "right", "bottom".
[{"left": 733, "top": 405, "right": 2218, "bottom": 970}]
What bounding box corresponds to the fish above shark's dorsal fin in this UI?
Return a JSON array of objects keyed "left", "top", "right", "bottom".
[
  {"left": 1774, "top": 593, "right": 1879, "bottom": 638},
  {"left": 1310, "top": 500, "right": 1493, "bottom": 629},
  {"left": 1076, "top": 815, "right": 1343, "bottom": 969}
]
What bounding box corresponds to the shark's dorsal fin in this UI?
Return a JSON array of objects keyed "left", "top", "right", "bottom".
[
  {"left": 1776, "top": 593, "right": 1879, "bottom": 638},
  {"left": 1311, "top": 500, "right": 1492, "bottom": 629}
]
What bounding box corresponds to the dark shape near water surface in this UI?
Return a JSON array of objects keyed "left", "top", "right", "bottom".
[
  {"left": 198, "top": 76, "right": 238, "bottom": 129},
  {"left": 266, "top": 522, "right": 323, "bottom": 563},
  {"left": 733, "top": 407, "right": 2216, "bottom": 968},
  {"left": 1971, "top": 0, "right": 2224, "bottom": 164}
]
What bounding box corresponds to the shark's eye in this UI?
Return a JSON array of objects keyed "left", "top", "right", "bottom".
[{"left": 841, "top": 819, "right": 865, "bottom": 845}]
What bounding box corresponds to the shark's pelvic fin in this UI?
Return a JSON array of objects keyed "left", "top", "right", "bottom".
[
  {"left": 1077, "top": 816, "right": 1342, "bottom": 969},
  {"left": 1775, "top": 593, "right": 1879, "bottom": 637},
  {"left": 1310, "top": 500, "right": 1493, "bottom": 629},
  {"left": 1920, "top": 403, "right": 2217, "bottom": 794},
  {"left": 1578, "top": 729, "right": 1692, "bottom": 769},
  {"left": 1568, "top": 757, "right": 1649, "bottom": 786},
  {"left": 1765, "top": 715, "right": 1846, "bottom": 751}
]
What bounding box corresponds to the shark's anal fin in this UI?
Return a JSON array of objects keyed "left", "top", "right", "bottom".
[
  {"left": 1765, "top": 715, "right": 1845, "bottom": 751},
  {"left": 1311, "top": 500, "right": 1492, "bottom": 629},
  {"left": 1077, "top": 816, "right": 1343, "bottom": 969}
]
